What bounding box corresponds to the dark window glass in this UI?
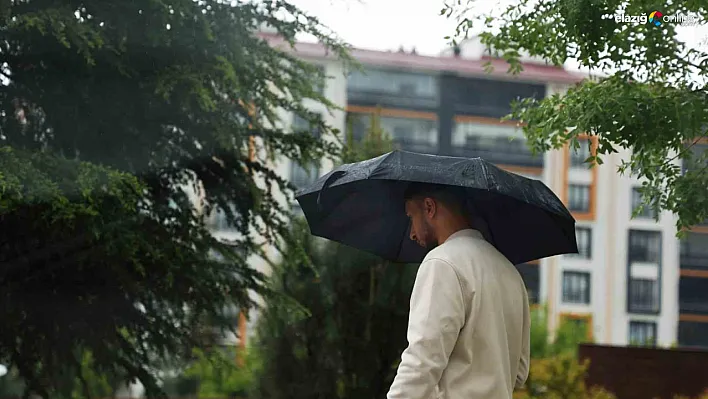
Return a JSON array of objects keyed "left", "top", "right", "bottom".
[
  {"left": 631, "top": 187, "right": 657, "bottom": 219},
  {"left": 568, "top": 184, "right": 590, "bottom": 212},
  {"left": 562, "top": 271, "right": 591, "bottom": 304},
  {"left": 347, "top": 112, "right": 437, "bottom": 154},
  {"left": 290, "top": 114, "right": 321, "bottom": 189},
  {"left": 678, "top": 321, "right": 708, "bottom": 348},
  {"left": 628, "top": 230, "right": 662, "bottom": 263},
  {"left": 628, "top": 278, "right": 660, "bottom": 313},
  {"left": 348, "top": 69, "right": 437, "bottom": 99},
  {"left": 515, "top": 263, "right": 540, "bottom": 305},
  {"left": 629, "top": 321, "right": 657, "bottom": 346},
  {"left": 570, "top": 141, "right": 592, "bottom": 168},
  {"left": 568, "top": 227, "right": 592, "bottom": 259}
]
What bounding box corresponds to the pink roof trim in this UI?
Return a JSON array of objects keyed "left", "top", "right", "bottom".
[{"left": 260, "top": 33, "right": 585, "bottom": 84}]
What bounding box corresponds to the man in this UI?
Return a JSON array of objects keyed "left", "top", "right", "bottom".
[{"left": 387, "top": 183, "right": 530, "bottom": 399}]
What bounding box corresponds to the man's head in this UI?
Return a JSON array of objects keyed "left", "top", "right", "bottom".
[{"left": 403, "top": 183, "right": 471, "bottom": 249}]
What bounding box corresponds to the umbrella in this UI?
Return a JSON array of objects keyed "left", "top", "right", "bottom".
[{"left": 295, "top": 150, "right": 578, "bottom": 265}]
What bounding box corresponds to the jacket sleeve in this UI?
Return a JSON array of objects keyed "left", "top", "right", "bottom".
[
  {"left": 387, "top": 258, "right": 467, "bottom": 399},
  {"left": 515, "top": 283, "right": 531, "bottom": 389}
]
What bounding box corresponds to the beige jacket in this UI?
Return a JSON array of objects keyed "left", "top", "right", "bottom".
[{"left": 387, "top": 229, "right": 530, "bottom": 399}]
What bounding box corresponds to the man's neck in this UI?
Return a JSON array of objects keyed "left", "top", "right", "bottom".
[{"left": 435, "top": 221, "right": 472, "bottom": 245}]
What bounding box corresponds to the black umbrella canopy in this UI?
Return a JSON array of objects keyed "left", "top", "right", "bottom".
[{"left": 295, "top": 150, "right": 578, "bottom": 265}]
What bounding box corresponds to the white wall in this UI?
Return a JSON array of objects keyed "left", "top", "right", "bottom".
[
  {"left": 606, "top": 148, "right": 680, "bottom": 346},
  {"left": 240, "top": 55, "right": 349, "bottom": 343},
  {"left": 538, "top": 81, "right": 682, "bottom": 346}
]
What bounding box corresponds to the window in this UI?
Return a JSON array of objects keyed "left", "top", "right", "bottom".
[
  {"left": 629, "top": 321, "right": 657, "bottom": 346},
  {"left": 290, "top": 113, "right": 321, "bottom": 189},
  {"left": 559, "top": 314, "right": 592, "bottom": 340},
  {"left": 570, "top": 227, "right": 592, "bottom": 259},
  {"left": 628, "top": 230, "right": 662, "bottom": 263},
  {"left": 678, "top": 321, "right": 708, "bottom": 348},
  {"left": 679, "top": 276, "right": 708, "bottom": 313},
  {"left": 627, "top": 230, "right": 662, "bottom": 314},
  {"left": 292, "top": 114, "right": 321, "bottom": 137},
  {"left": 570, "top": 141, "right": 592, "bottom": 168},
  {"left": 313, "top": 64, "right": 326, "bottom": 95},
  {"left": 680, "top": 232, "right": 708, "bottom": 269},
  {"left": 568, "top": 184, "right": 590, "bottom": 212},
  {"left": 631, "top": 187, "right": 657, "bottom": 219},
  {"left": 516, "top": 263, "right": 540, "bottom": 305},
  {"left": 450, "top": 77, "right": 546, "bottom": 119},
  {"left": 628, "top": 278, "right": 660, "bottom": 313},
  {"left": 208, "top": 203, "right": 240, "bottom": 231},
  {"left": 450, "top": 120, "right": 542, "bottom": 167},
  {"left": 347, "top": 68, "right": 437, "bottom": 98},
  {"left": 562, "top": 271, "right": 591, "bottom": 304},
  {"left": 347, "top": 112, "right": 437, "bottom": 153},
  {"left": 291, "top": 162, "right": 319, "bottom": 190},
  {"left": 682, "top": 143, "right": 708, "bottom": 174}
]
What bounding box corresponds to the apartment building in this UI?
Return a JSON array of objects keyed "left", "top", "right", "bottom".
[
  {"left": 254, "top": 33, "right": 708, "bottom": 349},
  {"left": 677, "top": 144, "right": 708, "bottom": 348}
]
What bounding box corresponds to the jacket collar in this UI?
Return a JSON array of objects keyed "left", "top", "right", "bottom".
[{"left": 444, "top": 228, "right": 484, "bottom": 244}]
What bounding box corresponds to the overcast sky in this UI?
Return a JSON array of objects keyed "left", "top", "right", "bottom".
[{"left": 287, "top": 0, "right": 708, "bottom": 73}]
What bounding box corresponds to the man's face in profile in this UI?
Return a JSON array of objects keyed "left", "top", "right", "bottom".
[{"left": 405, "top": 198, "right": 437, "bottom": 250}]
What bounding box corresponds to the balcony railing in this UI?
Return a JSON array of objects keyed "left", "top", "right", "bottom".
[
  {"left": 393, "top": 139, "right": 438, "bottom": 155},
  {"left": 347, "top": 90, "right": 439, "bottom": 110},
  {"left": 450, "top": 145, "right": 543, "bottom": 168},
  {"left": 628, "top": 278, "right": 661, "bottom": 314},
  {"left": 679, "top": 300, "right": 708, "bottom": 315},
  {"left": 680, "top": 253, "right": 708, "bottom": 270}
]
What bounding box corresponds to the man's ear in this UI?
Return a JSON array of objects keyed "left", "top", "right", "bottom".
[{"left": 423, "top": 197, "right": 436, "bottom": 218}]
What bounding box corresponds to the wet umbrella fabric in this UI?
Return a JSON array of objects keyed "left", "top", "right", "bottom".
[{"left": 295, "top": 150, "right": 578, "bottom": 265}]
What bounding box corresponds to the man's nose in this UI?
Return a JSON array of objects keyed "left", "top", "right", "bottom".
[{"left": 409, "top": 231, "right": 416, "bottom": 242}]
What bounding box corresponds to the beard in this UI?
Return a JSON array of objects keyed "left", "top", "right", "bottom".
[{"left": 418, "top": 220, "right": 438, "bottom": 251}]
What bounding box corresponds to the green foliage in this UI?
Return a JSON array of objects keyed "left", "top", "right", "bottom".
[
  {"left": 442, "top": 0, "right": 708, "bottom": 233},
  {"left": 0, "top": 366, "right": 26, "bottom": 398},
  {"left": 253, "top": 115, "right": 417, "bottom": 399},
  {"left": 521, "top": 306, "right": 612, "bottom": 399},
  {"left": 0, "top": 0, "right": 350, "bottom": 396},
  {"left": 179, "top": 347, "right": 261, "bottom": 398},
  {"left": 529, "top": 306, "right": 592, "bottom": 359},
  {"left": 674, "top": 390, "right": 708, "bottom": 399},
  {"left": 341, "top": 110, "right": 396, "bottom": 164},
  {"left": 515, "top": 354, "right": 616, "bottom": 399}
]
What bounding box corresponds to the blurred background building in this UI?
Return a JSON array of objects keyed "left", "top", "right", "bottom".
[{"left": 213, "top": 31, "right": 708, "bottom": 351}]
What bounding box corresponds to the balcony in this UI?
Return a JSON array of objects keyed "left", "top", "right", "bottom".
[
  {"left": 392, "top": 138, "right": 438, "bottom": 155},
  {"left": 679, "top": 300, "right": 708, "bottom": 315},
  {"left": 680, "top": 232, "right": 708, "bottom": 270},
  {"left": 450, "top": 143, "right": 543, "bottom": 168},
  {"left": 627, "top": 277, "right": 661, "bottom": 315},
  {"left": 347, "top": 68, "right": 439, "bottom": 111},
  {"left": 680, "top": 253, "right": 708, "bottom": 270},
  {"left": 515, "top": 263, "right": 540, "bottom": 305},
  {"left": 451, "top": 118, "right": 543, "bottom": 168},
  {"left": 678, "top": 321, "right": 708, "bottom": 348}
]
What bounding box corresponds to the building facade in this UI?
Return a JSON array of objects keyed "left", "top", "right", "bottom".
[{"left": 258, "top": 33, "right": 708, "bottom": 349}]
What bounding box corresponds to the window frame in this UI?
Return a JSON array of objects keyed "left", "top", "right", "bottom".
[
  {"left": 562, "top": 271, "right": 592, "bottom": 305},
  {"left": 568, "top": 184, "right": 591, "bottom": 213},
  {"left": 570, "top": 227, "right": 592, "bottom": 259},
  {"left": 346, "top": 68, "right": 439, "bottom": 99},
  {"left": 569, "top": 141, "right": 593, "bottom": 168},
  {"left": 290, "top": 112, "right": 322, "bottom": 190},
  {"left": 631, "top": 187, "right": 657, "bottom": 220},
  {"left": 628, "top": 320, "right": 658, "bottom": 346},
  {"left": 346, "top": 107, "right": 438, "bottom": 154}
]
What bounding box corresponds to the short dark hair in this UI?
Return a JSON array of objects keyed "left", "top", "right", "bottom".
[{"left": 403, "top": 182, "right": 467, "bottom": 215}]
